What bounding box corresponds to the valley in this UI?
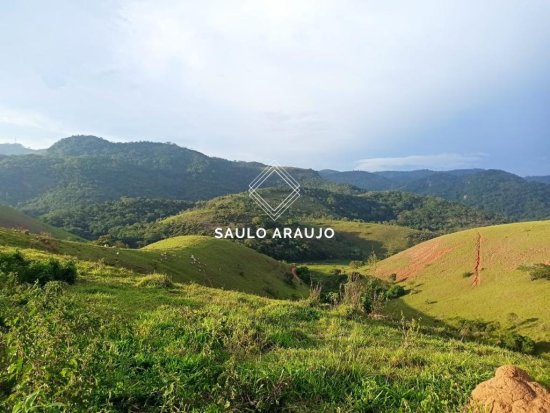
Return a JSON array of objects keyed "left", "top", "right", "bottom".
[{"left": 0, "top": 136, "right": 548, "bottom": 411}]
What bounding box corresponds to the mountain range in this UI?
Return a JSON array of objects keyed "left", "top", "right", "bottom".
[
  {"left": 0, "top": 135, "right": 549, "bottom": 222},
  {"left": 320, "top": 168, "right": 550, "bottom": 220}
]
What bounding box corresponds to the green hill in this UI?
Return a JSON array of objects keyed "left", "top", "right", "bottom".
[
  {"left": 0, "top": 204, "right": 78, "bottom": 240},
  {"left": 1, "top": 242, "right": 548, "bottom": 411},
  {"left": 142, "top": 236, "right": 306, "bottom": 298},
  {"left": 372, "top": 221, "right": 550, "bottom": 341},
  {"left": 0, "top": 227, "right": 304, "bottom": 299},
  {"left": 0, "top": 136, "right": 338, "bottom": 215}
]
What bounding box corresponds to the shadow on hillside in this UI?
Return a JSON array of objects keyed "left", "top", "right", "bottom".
[
  {"left": 334, "top": 232, "right": 389, "bottom": 260},
  {"left": 534, "top": 341, "right": 550, "bottom": 356},
  {"left": 382, "top": 299, "right": 550, "bottom": 357},
  {"left": 515, "top": 317, "right": 539, "bottom": 328},
  {"left": 383, "top": 298, "right": 447, "bottom": 330}
]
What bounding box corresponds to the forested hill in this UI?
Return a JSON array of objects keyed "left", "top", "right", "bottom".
[
  {"left": 2, "top": 135, "right": 548, "bottom": 222},
  {"left": 320, "top": 169, "right": 550, "bottom": 220},
  {"left": 0, "top": 136, "right": 333, "bottom": 214}
]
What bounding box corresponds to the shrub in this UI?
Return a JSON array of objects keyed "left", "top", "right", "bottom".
[
  {"left": 522, "top": 263, "right": 550, "bottom": 281},
  {"left": 295, "top": 266, "right": 311, "bottom": 284},
  {"left": 385, "top": 284, "right": 406, "bottom": 299},
  {"left": 135, "top": 273, "right": 174, "bottom": 288},
  {"left": 497, "top": 332, "right": 536, "bottom": 354},
  {"left": 340, "top": 273, "right": 389, "bottom": 315},
  {"left": 454, "top": 317, "right": 535, "bottom": 354},
  {"left": 0, "top": 251, "right": 77, "bottom": 285}
]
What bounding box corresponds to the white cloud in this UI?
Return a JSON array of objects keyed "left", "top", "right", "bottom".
[
  {"left": 109, "top": 0, "right": 550, "bottom": 164},
  {"left": 0, "top": 1, "right": 548, "bottom": 173},
  {"left": 355, "top": 153, "right": 487, "bottom": 171}
]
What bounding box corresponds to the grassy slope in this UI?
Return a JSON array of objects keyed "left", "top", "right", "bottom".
[
  {"left": 142, "top": 236, "right": 306, "bottom": 298},
  {"left": 1, "top": 251, "right": 549, "bottom": 411},
  {"left": 310, "top": 219, "right": 423, "bottom": 259},
  {"left": 0, "top": 204, "right": 78, "bottom": 240},
  {"left": 373, "top": 221, "right": 550, "bottom": 341},
  {"left": 0, "top": 228, "right": 306, "bottom": 299}
]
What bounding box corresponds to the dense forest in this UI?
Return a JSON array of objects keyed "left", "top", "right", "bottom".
[{"left": 321, "top": 169, "right": 550, "bottom": 220}]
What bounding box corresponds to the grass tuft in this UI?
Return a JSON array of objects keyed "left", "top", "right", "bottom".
[{"left": 135, "top": 273, "right": 174, "bottom": 288}]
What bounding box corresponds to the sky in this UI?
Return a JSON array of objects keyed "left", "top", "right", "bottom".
[{"left": 0, "top": 0, "right": 549, "bottom": 175}]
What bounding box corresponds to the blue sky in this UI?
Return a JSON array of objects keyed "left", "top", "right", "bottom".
[{"left": 0, "top": 0, "right": 548, "bottom": 175}]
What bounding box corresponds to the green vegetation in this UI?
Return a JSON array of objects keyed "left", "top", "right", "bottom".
[
  {"left": 519, "top": 263, "right": 550, "bottom": 281},
  {"left": 40, "top": 197, "right": 193, "bottom": 241},
  {"left": 0, "top": 250, "right": 77, "bottom": 285},
  {"left": 1, "top": 253, "right": 548, "bottom": 411},
  {"left": 299, "top": 263, "right": 539, "bottom": 356},
  {"left": 0, "top": 204, "right": 79, "bottom": 240},
  {"left": 0, "top": 228, "right": 305, "bottom": 299}
]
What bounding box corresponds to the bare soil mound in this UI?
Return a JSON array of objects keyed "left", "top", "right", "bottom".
[{"left": 469, "top": 365, "right": 550, "bottom": 412}]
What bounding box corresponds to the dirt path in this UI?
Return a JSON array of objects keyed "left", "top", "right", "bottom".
[{"left": 471, "top": 233, "right": 482, "bottom": 287}]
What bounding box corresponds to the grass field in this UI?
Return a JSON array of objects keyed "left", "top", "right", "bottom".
[
  {"left": 0, "top": 228, "right": 306, "bottom": 299},
  {"left": 0, "top": 204, "right": 79, "bottom": 240},
  {"left": 1, "top": 248, "right": 549, "bottom": 411},
  {"left": 308, "top": 219, "right": 426, "bottom": 258},
  {"left": 370, "top": 221, "right": 550, "bottom": 341}
]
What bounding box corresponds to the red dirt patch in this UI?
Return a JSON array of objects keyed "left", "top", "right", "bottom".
[
  {"left": 376, "top": 239, "right": 454, "bottom": 281},
  {"left": 471, "top": 233, "right": 482, "bottom": 287}
]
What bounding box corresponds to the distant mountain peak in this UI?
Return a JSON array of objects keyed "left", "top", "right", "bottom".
[
  {"left": 0, "top": 143, "right": 38, "bottom": 156},
  {"left": 47, "top": 135, "right": 114, "bottom": 156}
]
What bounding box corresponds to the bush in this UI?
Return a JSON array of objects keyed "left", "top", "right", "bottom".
[
  {"left": 0, "top": 251, "right": 77, "bottom": 285},
  {"left": 385, "top": 284, "right": 406, "bottom": 299},
  {"left": 520, "top": 263, "right": 550, "bottom": 281},
  {"left": 497, "top": 332, "right": 536, "bottom": 354},
  {"left": 340, "top": 273, "right": 389, "bottom": 315},
  {"left": 295, "top": 266, "right": 311, "bottom": 284},
  {"left": 454, "top": 317, "right": 535, "bottom": 354}
]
